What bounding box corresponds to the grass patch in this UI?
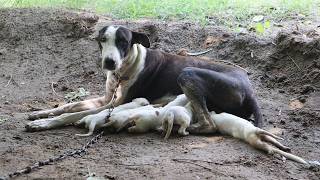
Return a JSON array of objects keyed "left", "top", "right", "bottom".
[{"left": 1, "top": 0, "right": 319, "bottom": 26}]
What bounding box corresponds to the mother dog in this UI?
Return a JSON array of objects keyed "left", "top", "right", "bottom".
[{"left": 27, "top": 25, "right": 262, "bottom": 133}]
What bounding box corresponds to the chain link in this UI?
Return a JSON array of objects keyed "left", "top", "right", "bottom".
[{"left": 2, "top": 74, "right": 122, "bottom": 180}]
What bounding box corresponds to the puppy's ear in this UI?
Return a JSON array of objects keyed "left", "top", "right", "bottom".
[{"left": 131, "top": 31, "right": 150, "bottom": 48}]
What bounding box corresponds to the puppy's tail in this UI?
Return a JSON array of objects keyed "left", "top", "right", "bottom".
[
  {"left": 163, "top": 111, "right": 174, "bottom": 140},
  {"left": 271, "top": 147, "right": 309, "bottom": 165},
  {"left": 75, "top": 121, "right": 96, "bottom": 137},
  {"left": 250, "top": 97, "right": 263, "bottom": 128},
  {"left": 257, "top": 129, "right": 283, "bottom": 140}
]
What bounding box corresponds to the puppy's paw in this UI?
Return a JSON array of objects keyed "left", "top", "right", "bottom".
[
  {"left": 179, "top": 131, "right": 189, "bottom": 136},
  {"left": 74, "top": 120, "right": 83, "bottom": 126}
]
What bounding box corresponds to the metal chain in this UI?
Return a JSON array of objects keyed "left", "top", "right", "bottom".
[
  {"left": 2, "top": 74, "right": 122, "bottom": 180},
  {"left": 105, "top": 73, "right": 121, "bottom": 120}
]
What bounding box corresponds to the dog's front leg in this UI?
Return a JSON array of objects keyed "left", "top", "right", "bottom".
[
  {"left": 25, "top": 95, "right": 124, "bottom": 131},
  {"left": 28, "top": 72, "right": 118, "bottom": 120},
  {"left": 28, "top": 96, "right": 108, "bottom": 120}
]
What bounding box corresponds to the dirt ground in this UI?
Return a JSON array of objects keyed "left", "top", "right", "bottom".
[{"left": 0, "top": 8, "right": 320, "bottom": 180}]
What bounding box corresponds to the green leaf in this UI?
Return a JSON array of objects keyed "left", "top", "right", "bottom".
[
  {"left": 264, "top": 20, "right": 271, "bottom": 28},
  {"left": 255, "top": 23, "right": 264, "bottom": 34}
]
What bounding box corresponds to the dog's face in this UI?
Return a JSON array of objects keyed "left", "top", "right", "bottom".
[{"left": 95, "top": 26, "right": 150, "bottom": 71}]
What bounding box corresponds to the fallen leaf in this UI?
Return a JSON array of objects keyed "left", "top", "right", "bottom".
[
  {"left": 289, "top": 99, "right": 304, "bottom": 110},
  {"left": 177, "top": 48, "right": 188, "bottom": 56},
  {"left": 202, "top": 36, "right": 221, "bottom": 48}
]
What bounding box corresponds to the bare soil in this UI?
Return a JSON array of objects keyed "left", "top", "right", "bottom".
[{"left": 0, "top": 8, "right": 320, "bottom": 180}]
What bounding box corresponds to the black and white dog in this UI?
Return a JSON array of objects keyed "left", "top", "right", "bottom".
[{"left": 26, "top": 25, "right": 262, "bottom": 133}]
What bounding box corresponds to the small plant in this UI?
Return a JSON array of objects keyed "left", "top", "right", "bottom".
[
  {"left": 64, "top": 88, "right": 90, "bottom": 103},
  {"left": 255, "top": 20, "right": 271, "bottom": 34}
]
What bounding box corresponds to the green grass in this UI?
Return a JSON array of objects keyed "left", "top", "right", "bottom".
[{"left": 1, "top": 0, "right": 319, "bottom": 25}]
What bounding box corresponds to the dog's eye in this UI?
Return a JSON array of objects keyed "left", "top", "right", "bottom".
[{"left": 100, "top": 37, "right": 107, "bottom": 42}]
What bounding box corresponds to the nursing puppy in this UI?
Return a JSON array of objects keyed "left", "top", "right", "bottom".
[
  {"left": 209, "top": 111, "right": 309, "bottom": 165},
  {"left": 101, "top": 105, "right": 156, "bottom": 132},
  {"left": 161, "top": 103, "right": 193, "bottom": 139},
  {"left": 117, "top": 94, "right": 190, "bottom": 134},
  {"left": 75, "top": 98, "right": 149, "bottom": 136}
]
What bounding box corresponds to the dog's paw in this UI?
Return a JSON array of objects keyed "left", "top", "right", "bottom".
[
  {"left": 28, "top": 111, "right": 51, "bottom": 120},
  {"left": 25, "top": 118, "right": 54, "bottom": 131}
]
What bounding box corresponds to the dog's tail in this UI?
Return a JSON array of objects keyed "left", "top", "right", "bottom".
[
  {"left": 271, "top": 147, "right": 309, "bottom": 165},
  {"left": 257, "top": 129, "right": 283, "bottom": 140},
  {"left": 162, "top": 111, "right": 175, "bottom": 140},
  {"left": 249, "top": 96, "right": 263, "bottom": 128}
]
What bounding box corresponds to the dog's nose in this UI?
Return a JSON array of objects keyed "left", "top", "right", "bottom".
[{"left": 103, "top": 58, "right": 116, "bottom": 70}]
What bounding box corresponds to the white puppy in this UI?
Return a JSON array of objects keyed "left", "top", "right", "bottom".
[
  {"left": 209, "top": 111, "right": 309, "bottom": 165},
  {"left": 117, "top": 94, "right": 190, "bottom": 134},
  {"left": 75, "top": 98, "right": 149, "bottom": 136},
  {"left": 101, "top": 105, "right": 156, "bottom": 132},
  {"left": 161, "top": 103, "right": 193, "bottom": 139}
]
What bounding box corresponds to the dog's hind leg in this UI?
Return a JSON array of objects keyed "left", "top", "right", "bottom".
[
  {"left": 177, "top": 69, "right": 216, "bottom": 134},
  {"left": 260, "top": 134, "right": 291, "bottom": 152},
  {"left": 250, "top": 138, "right": 308, "bottom": 165},
  {"left": 271, "top": 147, "right": 309, "bottom": 165},
  {"left": 257, "top": 129, "right": 283, "bottom": 140}
]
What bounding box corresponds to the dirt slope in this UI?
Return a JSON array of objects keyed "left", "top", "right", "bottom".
[{"left": 0, "top": 8, "right": 319, "bottom": 179}]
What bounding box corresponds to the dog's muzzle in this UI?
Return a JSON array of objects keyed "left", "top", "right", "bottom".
[{"left": 103, "top": 57, "right": 116, "bottom": 70}]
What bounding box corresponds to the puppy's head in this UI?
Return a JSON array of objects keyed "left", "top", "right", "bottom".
[
  {"left": 132, "top": 98, "right": 150, "bottom": 106},
  {"left": 95, "top": 25, "right": 150, "bottom": 71}
]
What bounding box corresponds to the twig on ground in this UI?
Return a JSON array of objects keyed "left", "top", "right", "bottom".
[
  {"left": 214, "top": 60, "right": 249, "bottom": 73},
  {"left": 5, "top": 74, "right": 13, "bottom": 87},
  {"left": 117, "top": 163, "right": 156, "bottom": 166},
  {"left": 287, "top": 54, "right": 301, "bottom": 70},
  {"left": 187, "top": 49, "right": 213, "bottom": 56},
  {"left": 172, "top": 158, "right": 228, "bottom": 176},
  {"left": 51, "top": 82, "right": 62, "bottom": 97},
  {"left": 172, "top": 158, "right": 217, "bottom": 164}
]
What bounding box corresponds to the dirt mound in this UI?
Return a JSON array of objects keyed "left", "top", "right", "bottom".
[
  {"left": 260, "top": 31, "right": 320, "bottom": 95},
  {"left": 0, "top": 8, "right": 319, "bottom": 180}
]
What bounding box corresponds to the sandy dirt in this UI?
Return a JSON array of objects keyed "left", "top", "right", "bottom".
[{"left": 0, "top": 8, "right": 319, "bottom": 180}]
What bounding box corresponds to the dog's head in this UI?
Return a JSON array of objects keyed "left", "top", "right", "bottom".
[{"left": 95, "top": 25, "right": 150, "bottom": 71}]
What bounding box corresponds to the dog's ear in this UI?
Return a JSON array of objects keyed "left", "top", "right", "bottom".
[
  {"left": 95, "top": 26, "right": 109, "bottom": 41},
  {"left": 131, "top": 31, "right": 150, "bottom": 48}
]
